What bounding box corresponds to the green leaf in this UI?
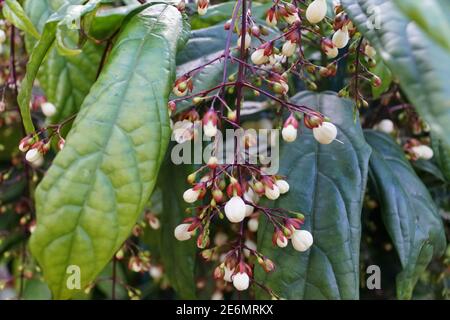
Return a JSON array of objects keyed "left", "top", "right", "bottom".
[
  {"left": 341, "top": 0, "right": 450, "bottom": 147},
  {"left": 393, "top": 0, "right": 450, "bottom": 52},
  {"left": 255, "top": 92, "right": 371, "bottom": 299},
  {"left": 431, "top": 133, "right": 450, "bottom": 182},
  {"left": 364, "top": 130, "right": 446, "bottom": 299},
  {"left": 2, "top": 0, "right": 41, "bottom": 39},
  {"left": 29, "top": 4, "right": 187, "bottom": 299},
  {"left": 158, "top": 160, "right": 197, "bottom": 299}
]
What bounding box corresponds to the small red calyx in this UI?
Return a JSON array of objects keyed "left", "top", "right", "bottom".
[
  {"left": 202, "top": 109, "right": 218, "bottom": 126},
  {"left": 304, "top": 114, "right": 323, "bottom": 129},
  {"left": 284, "top": 113, "right": 299, "bottom": 129}
]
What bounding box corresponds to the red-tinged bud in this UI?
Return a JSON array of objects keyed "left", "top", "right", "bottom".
[
  {"left": 304, "top": 114, "right": 323, "bottom": 129},
  {"left": 214, "top": 265, "right": 225, "bottom": 280},
  {"left": 253, "top": 181, "right": 265, "bottom": 194},
  {"left": 224, "top": 19, "right": 231, "bottom": 30},
  {"left": 251, "top": 25, "right": 260, "bottom": 37},
  {"left": 372, "top": 75, "right": 382, "bottom": 87},
  {"left": 57, "top": 138, "right": 65, "bottom": 151},
  {"left": 207, "top": 156, "right": 218, "bottom": 169},
  {"left": 226, "top": 178, "right": 243, "bottom": 197},
  {"left": 201, "top": 249, "right": 213, "bottom": 261},
  {"left": 197, "top": 0, "right": 209, "bottom": 16},
  {"left": 197, "top": 233, "right": 210, "bottom": 249},
  {"left": 185, "top": 109, "right": 200, "bottom": 121},
  {"left": 173, "top": 76, "right": 193, "bottom": 97},
  {"left": 168, "top": 100, "right": 176, "bottom": 113},
  {"left": 263, "top": 258, "right": 275, "bottom": 272},
  {"left": 212, "top": 189, "right": 224, "bottom": 203},
  {"left": 265, "top": 7, "right": 277, "bottom": 27},
  {"left": 18, "top": 136, "right": 33, "bottom": 152},
  {"left": 177, "top": 0, "right": 186, "bottom": 12},
  {"left": 203, "top": 109, "right": 218, "bottom": 137}
]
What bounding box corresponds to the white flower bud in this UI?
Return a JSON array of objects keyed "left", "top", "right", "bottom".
[
  {"left": 313, "top": 122, "right": 337, "bottom": 144},
  {"left": 282, "top": 124, "right": 297, "bottom": 142},
  {"left": 149, "top": 217, "right": 160, "bottom": 230},
  {"left": 412, "top": 145, "right": 434, "bottom": 160},
  {"left": 276, "top": 236, "right": 288, "bottom": 248},
  {"left": 376, "top": 119, "right": 394, "bottom": 134},
  {"left": 243, "top": 189, "right": 256, "bottom": 217},
  {"left": 149, "top": 265, "right": 163, "bottom": 279},
  {"left": 223, "top": 266, "right": 234, "bottom": 282},
  {"left": 233, "top": 272, "right": 250, "bottom": 291},
  {"left": 282, "top": 40, "right": 296, "bottom": 57},
  {"left": 265, "top": 184, "right": 280, "bottom": 200},
  {"left": 198, "top": 6, "right": 207, "bottom": 15},
  {"left": 237, "top": 33, "right": 251, "bottom": 50},
  {"left": 306, "top": 0, "right": 327, "bottom": 24},
  {"left": 174, "top": 223, "right": 192, "bottom": 241},
  {"left": 284, "top": 12, "right": 300, "bottom": 25},
  {"left": 251, "top": 48, "right": 269, "bottom": 65},
  {"left": 0, "top": 30, "right": 6, "bottom": 44},
  {"left": 244, "top": 239, "right": 257, "bottom": 257},
  {"left": 203, "top": 120, "right": 217, "bottom": 137},
  {"left": 365, "top": 45, "right": 376, "bottom": 58},
  {"left": 275, "top": 180, "right": 289, "bottom": 194},
  {"left": 332, "top": 26, "right": 350, "bottom": 49},
  {"left": 266, "top": 13, "right": 277, "bottom": 27},
  {"left": 41, "top": 102, "right": 56, "bottom": 117},
  {"left": 25, "top": 148, "right": 43, "bottom": 164},
  {"left": 183, "top": 188, "right": 200, "bottom": 203},
  {"left": 248, "top": 217, "right": 259, "bottom": 232},
  {"left": 325, "top": 45, "right": 339, "bottom": 59},
  {"left": 291, "top": 230, "right": 313, "bottom": 252},
  {"left": 224, "top": 196, "right": 246, "bottom": 223}
]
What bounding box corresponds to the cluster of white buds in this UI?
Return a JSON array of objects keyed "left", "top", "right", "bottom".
[
  {"left": 19, "top": 137, "right": 50, "bottom": 167},
  {"left": 273, "top": 219, "right": 313, "bottom": 252},
  {"left": 282, "top": 114, "right": 338, "bottom": 145},
  {"left": 196, "top": 0, "right": 209, "bottom": 16}
]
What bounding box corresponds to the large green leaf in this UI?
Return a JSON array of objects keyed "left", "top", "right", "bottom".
[
  {"left": 393, "top": 0, "right": 450, "bottom": 52},
  {"left": 23, "top": 0, "right": 104, "bottom": 126},
  {"left": 342, "top": 0, "right": 450, "bottom": 147},
  {"left": 364, "top": 130, "right": 446, "bottom": 299},
  {"left": 2, "top": 0, "right": 40, "bottom": 39},
  {"left": 255, "top": 92, "right": 371, "bottom": 299},
  {"left": 158, "top": 160, "right": 197, "bottom": 299},
  {"left": 29, "top": 4, "right": 187, "bottom": 299}
]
